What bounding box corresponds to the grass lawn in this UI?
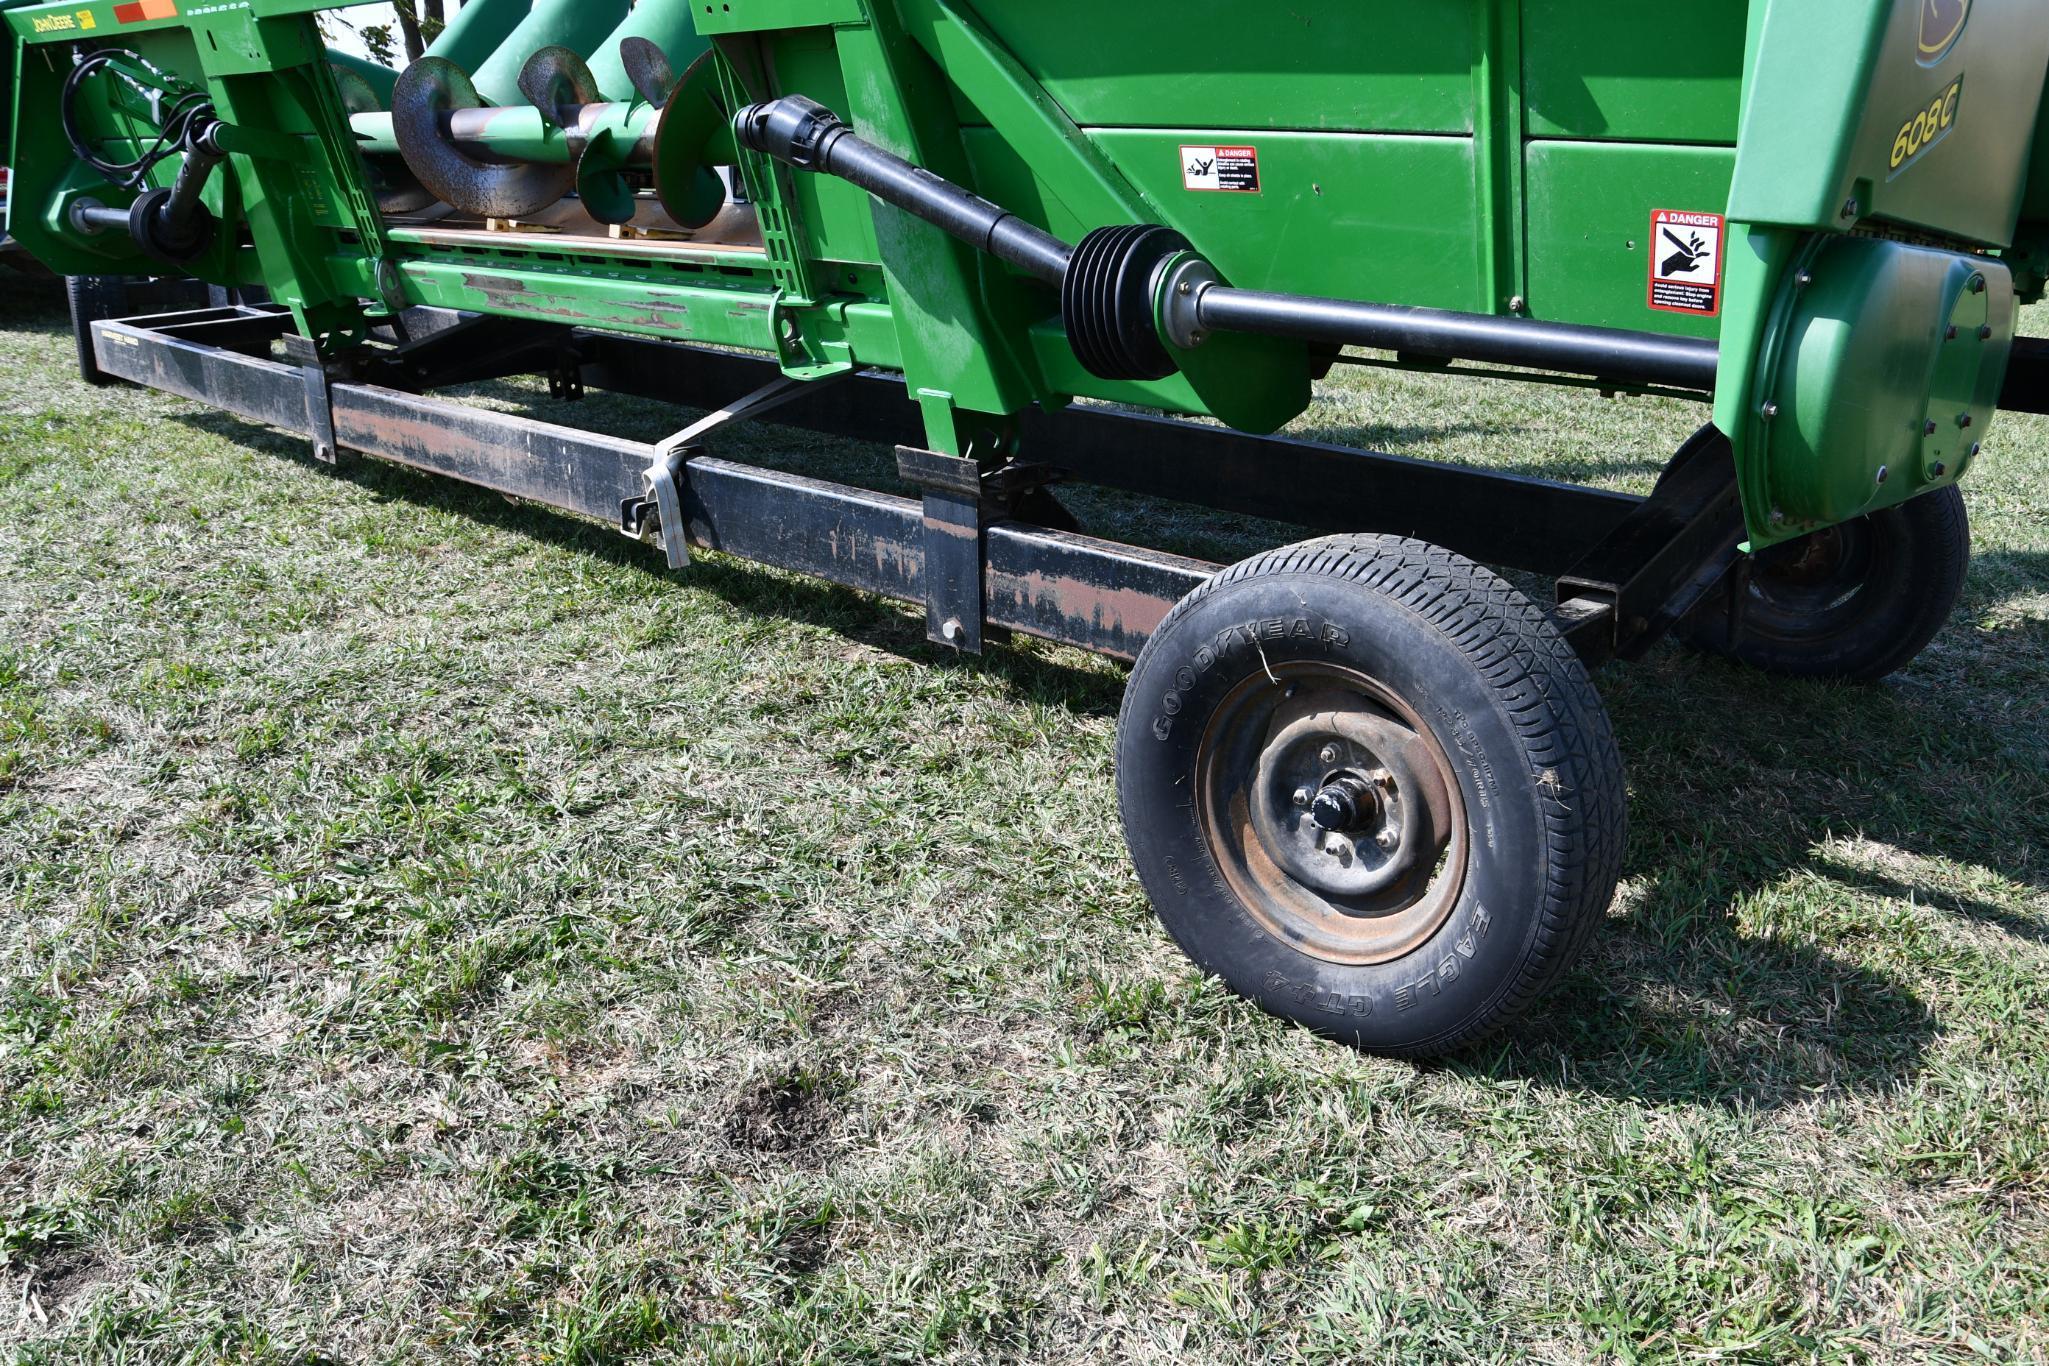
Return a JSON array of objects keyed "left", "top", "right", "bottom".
[{"left": 1, "top": 272, "right": 2046, "bottom": 1362}]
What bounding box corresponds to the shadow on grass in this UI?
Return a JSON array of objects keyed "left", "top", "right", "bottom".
[{"left": 164, "top": 400, "right": 2049, "bottom": 1112}]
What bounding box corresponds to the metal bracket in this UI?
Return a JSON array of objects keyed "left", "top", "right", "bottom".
[
  {"left": 1555, "top": 425, "right": 1744, "bottom": 663},
  {"left": 623, "top": 369, "right": 853, "bottom": 569},
  {"left": 280, "top": 334, "right": 342, "bottom": 466},
  {"left": 548, "top": 357, "right": 586, "bottom": 403},
  {"left": 896, "top": 449, "right": 1073, "bottom": 653}
]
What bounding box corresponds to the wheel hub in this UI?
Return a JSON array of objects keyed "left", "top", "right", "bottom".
[
  {"left": 1249, "top": 694, "right": 1453, "bottom": 904},
  {"left": 1196, "top": 671, "right": 1469, "bottom": 967},
  {"left": 1309, "top": 774, "right": 1384, "bottom": 835}
]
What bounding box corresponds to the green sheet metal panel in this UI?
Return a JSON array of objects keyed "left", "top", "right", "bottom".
[
  {"left": 771, "top": 29, "right": 882, "bottom": 269},
  {"left": 1083, "top": 129, "right": 1486, "bottom": 312},
  {"left": 966, "top": 0, "right": 1481, "bottom": 135},
  {"left": 1524, "top": 139, "right": 1735, "bottom": 338},
  {"left": 1728, "top": 0, "right": 2049, "bottom": 245},
  {"left": 1521, "top": 0, "right": 1748, "bottom": 144}
]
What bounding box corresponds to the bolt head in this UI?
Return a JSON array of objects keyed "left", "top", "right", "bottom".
[
  {"left": 1946, "top": 325, "right": 1959, "bottom": 341},
  {"left": 1508, "top": 295, "right": 1527, "bottom": 314},
  {"left": 1930, "top": 462, "right": 1947, "bottom": 478},
  {"left": 1970, "top": 275, "right": 1987, "bottom": 295},
  {"left": 1796, "top": 271, "right": 1814, "bottom": 287},
  {"left": 1841, "top": 198, "right": 1860, "bottom": 220},
  {"left": 1318, "top": 744, "right": 1342, "bottom": 766},
  {"left": 1760, "top": 401, "right": 1780, "bottom": 421},
  {"left": 1178, "top": 280, "right": 1192, "bottom": 295},
  {"left": 1925, "top": 420, "right": 1940, "bottom": 436},
  {"left": 1292, "top": 787, "right": 1313, "bottom": 809},
  {"left": 1958, "top": 413, "right": 1973, "bottom": 429},
  {"left": 940, "top": 617, "right": 963, "bottom": 643},
  {"left": 1980, "top": 325, "right": 1994, "bottom": 341},
  {"left": 1875, "top": 465, "right": 1889, "bottom": 485},
  {"left": 1969, "top": 442, "right": 1982, "bottom": 458}
]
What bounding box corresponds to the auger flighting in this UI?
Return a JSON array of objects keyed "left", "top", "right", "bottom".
[{"left": 343, "top": 0, "right": 728, "bottom": 228}]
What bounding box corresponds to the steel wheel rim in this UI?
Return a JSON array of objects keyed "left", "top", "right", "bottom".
[
  {"left": 1741, "top": 518, "right": 1889, "bottom": 639},
  {"left": 1192, "top": 661, "right": 1468, "bottom": 967}
]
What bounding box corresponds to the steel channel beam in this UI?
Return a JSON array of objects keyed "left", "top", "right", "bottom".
[
  {"left": 90, "top": 317, "right": 1208, "bottom": 661},
  {"left": 577, "top": 331, "right": 1643, "bottom": 576}
]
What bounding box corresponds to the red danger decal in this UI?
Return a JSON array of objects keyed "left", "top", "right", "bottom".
[
  {"left": 1647, "top": 209, "right": 1724, "bottom": 318},
  {"left": 1182, "top": 145, "right": 1259, "bottom": 194}
]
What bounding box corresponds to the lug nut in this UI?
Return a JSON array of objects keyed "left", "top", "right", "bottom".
[
  {"left": 1375, "top": 828, "right": 1398, "bottom": 851},
  {"left": 1319, "top": 744, "right": 1341, "bottom": 766},
  {"left": 1292, "top": 787, "right": 1312, "bottom": 808}
]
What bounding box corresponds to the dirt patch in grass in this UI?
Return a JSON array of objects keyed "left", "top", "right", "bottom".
[{"left": 724, "top": 1070, "right": 836, "bottom": 1155}]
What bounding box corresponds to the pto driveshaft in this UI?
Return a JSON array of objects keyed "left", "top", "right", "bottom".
[{"left": 735, "top": 96, "right": 1720, "bottom": 394}]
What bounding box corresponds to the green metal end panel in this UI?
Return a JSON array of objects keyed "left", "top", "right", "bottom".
[{"left": 1728, "top": 0, "right": 2049, "bottom": 246}]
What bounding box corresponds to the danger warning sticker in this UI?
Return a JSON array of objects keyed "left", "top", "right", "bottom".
[
  {"left": 1647, "top": 209, "right": 1723, "bottom": 316},
  {"left": 1182, "top": 145, "right": 1260, "bottom": 194}
]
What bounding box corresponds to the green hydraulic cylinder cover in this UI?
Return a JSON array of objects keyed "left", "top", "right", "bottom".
[
  {"left": 470, "top": 0, "right": 629, "bottom": 107},
  {"left": 586, "top": 1, "right": 712, "bottom": 104},
  {"left": 423, "top": 0, "right": 534, "bottom": 78}
]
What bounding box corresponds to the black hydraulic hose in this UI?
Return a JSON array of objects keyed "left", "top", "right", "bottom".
[
  {"left": 1193, "top": 288, "right": 1722, "bottom": 393},
  {"left": 733, "top": 95, "right": 1073, "bottom": 286}
]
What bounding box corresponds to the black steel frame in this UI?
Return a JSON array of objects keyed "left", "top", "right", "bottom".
[{"left": 89, "top": 306, "right": 1744, "bottom": 667}]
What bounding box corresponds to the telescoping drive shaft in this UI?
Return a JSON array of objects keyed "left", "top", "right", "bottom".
[{"left": 734, "top": 95, "right": 1720, "bottom": 394}]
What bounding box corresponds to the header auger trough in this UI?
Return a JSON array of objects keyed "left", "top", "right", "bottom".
[{"left": 5, "top": 0, "right": 2046, "bottom": 1055}]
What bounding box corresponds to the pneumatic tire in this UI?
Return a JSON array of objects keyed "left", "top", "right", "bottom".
[
  {"left": 1678, "top": 485, "right": 1969, "bottom": 682},
  {"left": 1115, "top": 535, "right": 1627, "bottom": 1056},
  {"left": 66, "top": 275, "right": 133, "bottom": 387}
]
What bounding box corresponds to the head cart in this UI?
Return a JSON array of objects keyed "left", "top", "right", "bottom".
[{"left": 3, "top": 0, "right": 2044, "bottom": 1054}]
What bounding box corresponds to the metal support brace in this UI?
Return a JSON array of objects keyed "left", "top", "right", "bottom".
[
  {"left": 896, "top": 448, "right": 1074, "bottom": 653},
  {"left": 1554, "top": 426, "right": 1744, "bottom": 662},
  {"left": 280, "top": 335, "right": 342, "bottom": 466},
  {"left": 624, "top": 370, "right": 853, "bottom": 569}
]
